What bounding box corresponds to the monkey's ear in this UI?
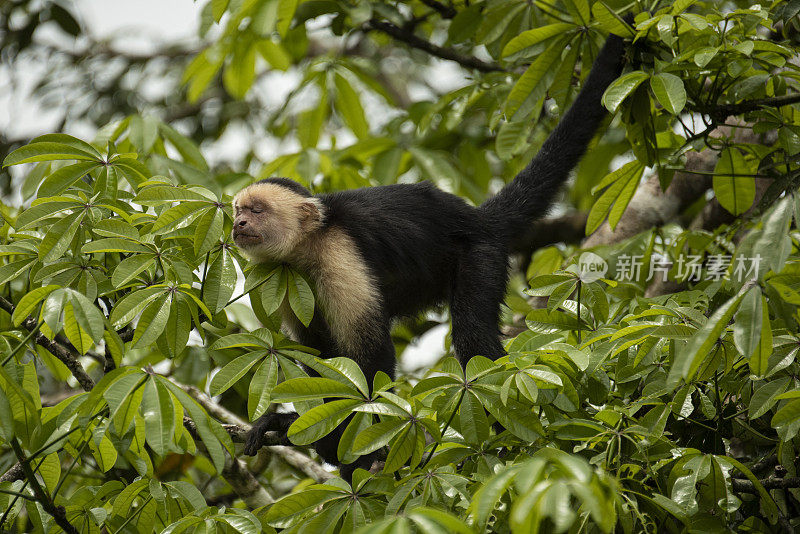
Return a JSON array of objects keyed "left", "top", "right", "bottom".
[{"left": 299, "top": 201, "right": 322, "bottom": 226}]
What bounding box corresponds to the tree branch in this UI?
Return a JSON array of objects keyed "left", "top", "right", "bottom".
[
  {"left": 221, "top": 457, "right": 274, "bottom": 508},
  {"left": 419, "top": 0, "right": 458, "bottom": 19},
  {"left": 366, "top": 19, "right": 503, "bottom": 73},
  {"left": 732, "top": 476, "right": 800, "bottom": 493},
  {"left": 690, "top": 93, "right": 800, "bottom": 119},
  {"left": 0, "top": 296, "right": 94, "bottom": 392},
  {"left": 9, "top": 439, "right": 78, "bottom": 534},
  {"left": 177, "top": 383, "right": 333, "bottom": 482}
]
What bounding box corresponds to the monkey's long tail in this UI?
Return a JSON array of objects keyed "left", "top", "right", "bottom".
[{"left": 480, "top": 31, "right": 627, "bottom": 245}]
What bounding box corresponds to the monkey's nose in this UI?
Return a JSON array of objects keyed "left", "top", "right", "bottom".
[{"left": 237, "top": 220, "right": 247, "bottom": 228}]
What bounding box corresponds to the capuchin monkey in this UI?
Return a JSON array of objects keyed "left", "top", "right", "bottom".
[{"left": 234, "top": 31, "right": 628, "bottom": 480}]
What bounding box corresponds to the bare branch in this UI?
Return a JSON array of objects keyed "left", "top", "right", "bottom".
[{"left": 366, "top": 19, "right": 503, "bottom": 73}]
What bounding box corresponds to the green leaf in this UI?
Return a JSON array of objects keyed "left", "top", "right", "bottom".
[
  {"left": 134, "top": 184, "right": 211, "bottom": 203},
  {"left": 193, "top": 207, "right": 224, "bottom": 256},
  {"left": 132, "top": 294, "right": 172, "bottom": 349},
  {"left": 160, "top": 379, "right": 232, "bottom": 472},
  {"left": 591, "top": 2, "right": 634, "bottom": 36},
  {"left": 37, "top": 161, "right": 101, "bottom": 197},
  {"left": 713, "top": 148, "right": 756, "bottom": 215},
  {"left": 650, "top": 73, "right": 687, "bottom": 114},
  {"left": 353, "top": 419, "right": 406, "bottom": 455},
  {"left": 383, "top": 424, "right": 416, "bottom": 473},
  {"left": 38, "top": 212, "right": 83, "bottom": 263},
  {"left": 602, "top": 71, "right": 649, "bottom": 113},
  {"left": 476, "top": 2, "right": 526, "bottom": 44},
  {"left": 525, "top": 308, "right": 580, "bottom": 333},
  {"left": 460, "top": 391, "right": 489, "bottom": 444},
  {"left": 263, "top": 488, "right": 344, "bottom": 524},
  {"left": 111, "top": 254, "right": 156, "bottom": 287},
  {"left": 110, "top": 286, "right": 166, "bottom": 328},
  {"left": 317, "top": 357, "right": 370, "bottom": 397},
  {"left": 586, "top": 160, "right": 646, "bottom": 234},
  {"left": 502, "top": 23, "right": 575, "bottom": 57},
  {"left": 0, "top": 259, "right": 36, "bottom": 287},
  {"left": 667, "top": 285, "right": 750, "bottom": 389},
  {"left": 15, "top": 199, "right": 81, "bottom": 229},
  {"left": 204, "top": 250, "right": 236, "bottom": 314},
  {"left": 287, "top": 270, "right": 315, "bottom": 327},
  {"left": 93, "top": 218, "right": 140, "bottom": 240},
  {"left": 276, "top": 0, "right": 298, "bottom": 37},
  {"left": 3, "top": 141, "right": 101, "bottom": 166},
  {"left": 495, "top": 121, "right": 529, "bottom": 161},
  {"left": 334, "top": 73, "right": 369, "bottom": 139},
  {"left": 752, "top": 297, "right": 773, "bottom": 377},
  {"left": 288, "top": 398, "right": 362, "bottom": 445},
  {"left": 257, "top": 40, "right": 291, "bottom": 70},
  {"left": 142, "top": 379, "right": 175, "bottom": 456},
  {"left": 151, "top": 201, "right": 208, "bottom": 234},
  {"left": 160, "top": 300, "right": 191, "bottom": 359},
  {"left": 223, "top": 41, "right": 257, "bottom": 99},
  {"left": 103, "top": 369, "right": 145, "bottom": 421},
  {"left": 158, "top": 124, "right": 208, "bottom": 170},
  {"left": 211, "top": 331, "right": 272, "bottom": 350},
  {"left": 82, "top": 238, "right": 151, "bottom": 254},
  {"left": 749, "top": 377, "right": 790, "bottom": 419},
  {"left": 248, "top": 356, "right": 279, "bottom": 420},
  {"left": 733, "top": 286, "right": 761, "bottom": 361},
  {"left": 112, "top": 479, "right": 149, "bottom": 517},
  {"left": 272, "top": 377, "right": 363, "bottom": 403},
  {"left": 209, "top": 352, "right": 265, "bottom": 397},
  {"left": 505, "top": 37, "right": 566, "bottom": 119},
  {"left": 12, "top": 285, "right": 60, "bottom": 325},
  {"left": 63, "top": 289, "right": 104, "bottom": 346},
  {"left": 470, "top": 465, "right": 520, "bottom": 528}
]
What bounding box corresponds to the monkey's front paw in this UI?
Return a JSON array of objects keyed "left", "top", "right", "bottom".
[{"left": 243, "top": 427, "right": 266, "bottom": 456}]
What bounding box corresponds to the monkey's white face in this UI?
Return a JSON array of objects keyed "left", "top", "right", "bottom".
[{"left": 232, "top": 183, "right": 322, "bottom": 262}]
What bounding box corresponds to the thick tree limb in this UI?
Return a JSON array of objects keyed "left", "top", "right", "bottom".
[
  {"left": 9, "top": 439, "right": 78, "bottom": 534},
  {"left": 366, "top": 19, "right": 503, "bottom": 72},
  {"left": 583, "top": 153, "right": 715, "bottom": 248},
  {"left": 732, "top": 476, "right": 800, "bottom": 493},
  {"left": 221, "top": 457, "right": 274, "bottom": 508},
  {"left": 178, "top": 383, "right": 333, "bottom": 482},
  {"left": 0, "top": 296, "right": 94, "bottom": 391},
  {"left": 691, "top": 93, "right": 800, "bottom": 119}
]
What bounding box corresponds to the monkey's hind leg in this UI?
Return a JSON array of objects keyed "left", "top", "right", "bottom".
[{"left": 450, "top": 242, "right": 509, "bottom": 366}]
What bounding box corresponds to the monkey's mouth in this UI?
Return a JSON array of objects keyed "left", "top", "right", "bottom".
[{"left": 233, "top": 232, "right": 262, "bottom": 246}]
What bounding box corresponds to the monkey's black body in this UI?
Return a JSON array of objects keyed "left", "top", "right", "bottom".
[{"left": 243, "top": 32, "right": 627, "bottom": 479}]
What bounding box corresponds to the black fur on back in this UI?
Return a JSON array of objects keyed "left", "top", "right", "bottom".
[{"left": 318, "top": 182, "right": 482, "bottom": 318}]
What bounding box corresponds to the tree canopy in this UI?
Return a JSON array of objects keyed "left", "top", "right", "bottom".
[{"left": 2, "top": 0, "right": 800, "bottom": 532}]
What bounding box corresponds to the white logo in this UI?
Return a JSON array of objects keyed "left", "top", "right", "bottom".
[{"left": 578, "top": 252, "right": 608, "bottom": 283}]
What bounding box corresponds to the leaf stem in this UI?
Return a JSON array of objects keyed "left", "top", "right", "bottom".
[
  {"left": 1, "top": 320, "right": 44, "bottom": 367},
  {"left": 420, "top": 386, "right": 466, "bottom": 469},
  {"left": 200, "top": 251, "right": 210, "bottom": 301}
]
